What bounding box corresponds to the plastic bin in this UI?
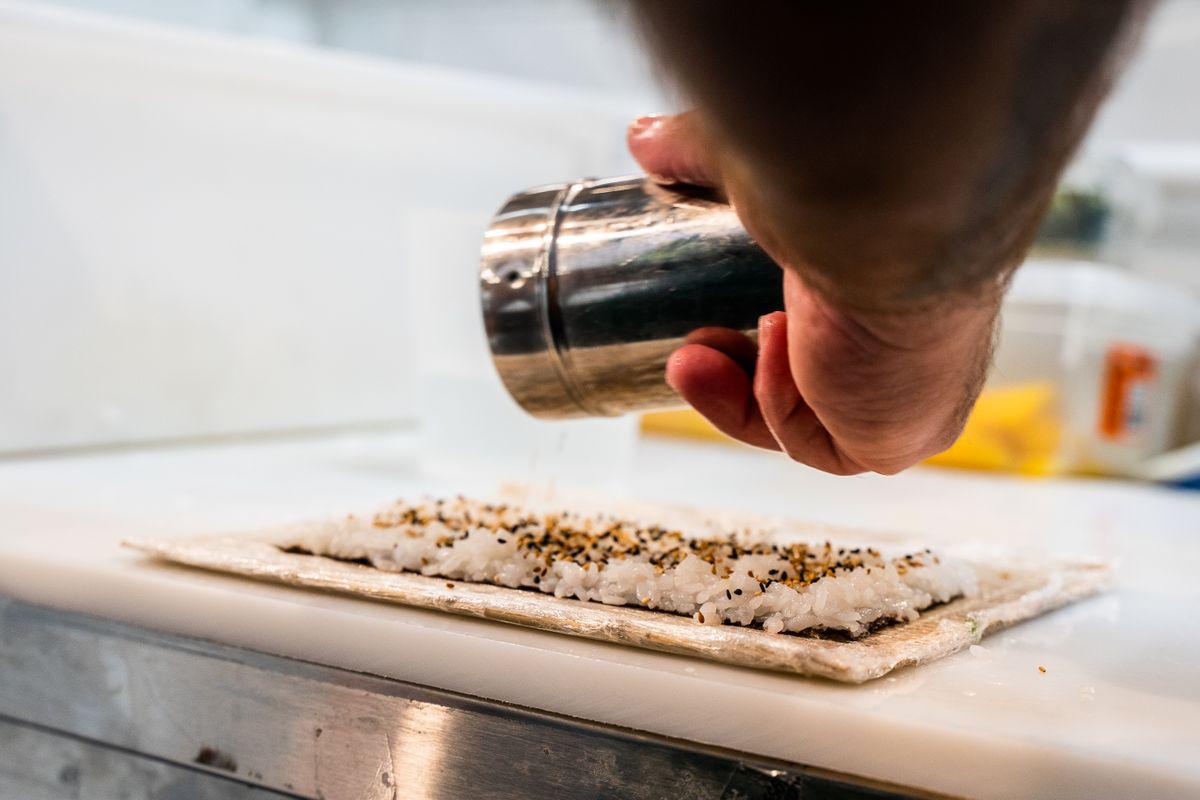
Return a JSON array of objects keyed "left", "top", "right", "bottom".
[{"left": 929, "top": 260, "right": 1200, "bottom": 476}]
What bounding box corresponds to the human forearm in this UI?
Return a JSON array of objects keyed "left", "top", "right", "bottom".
[{"left": 631, "top": 1, "right": 1151, "bottom": 312}]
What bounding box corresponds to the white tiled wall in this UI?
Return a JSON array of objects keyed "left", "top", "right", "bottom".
[{"left": 0, "top": 3, "right": 641, "bottom": 452}]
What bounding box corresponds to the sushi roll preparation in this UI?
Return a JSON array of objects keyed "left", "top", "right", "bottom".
[
  {"left": 126, "top": 495, "right": 1111, "bottom": 682},
  {"left": 279, "top": 496, "right": 978, "bottom": 639},
  {"left": 7, "top": 2, "right": 1197, "bottom": 798}
]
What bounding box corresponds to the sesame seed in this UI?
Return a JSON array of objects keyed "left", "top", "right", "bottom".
[{"left": 345, "top": 496, "right": 954, "bottom": 636}]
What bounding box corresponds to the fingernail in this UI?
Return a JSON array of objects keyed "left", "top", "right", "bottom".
[
  {"left": 629, "top": 114, "right": 664, "bottom": 138},
  {"left": 665, "top": 365, "right": 681, "bottom": 391},
  {"left": 665, "top": 348, "right": 689, "bottom": 388}
]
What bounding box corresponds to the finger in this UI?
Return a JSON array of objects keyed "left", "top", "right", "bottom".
[
  {"left": 753, "top": 310, "right": 867, "bottom": 475},
  {"left": 666, "top": 344, "right": 780, "bottom": 451},
  {"left": 753, "top": 311, "right": 808, "bottom": 445},
  {"left": 752, "top": 312, "right": 823, "bottom": 458},
  {"left": 683, "top": 326, "right": 758, "bottom": 374},
  {"left": 626, "top": 111, "right": 722, "bottom": 189}
]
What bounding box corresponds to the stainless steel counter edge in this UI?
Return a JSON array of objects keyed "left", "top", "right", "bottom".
[{"left": 0, "top": 597, "right": 944, "bottom": 800}]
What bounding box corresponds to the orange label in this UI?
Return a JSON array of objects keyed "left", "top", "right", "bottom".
[{"left": 1097, "top": 343, "right": 1157, "bottom": 441}]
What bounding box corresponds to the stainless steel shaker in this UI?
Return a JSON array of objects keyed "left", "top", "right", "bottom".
[{"left": 479, "top": 175, "right": 783, "bottom": 419}]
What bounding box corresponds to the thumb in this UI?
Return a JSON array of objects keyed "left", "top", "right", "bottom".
[{"left": 626, "top": 111, "right": 723, "bottom": 189}]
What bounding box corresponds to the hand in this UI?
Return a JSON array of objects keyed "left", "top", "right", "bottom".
[{"left": 628, "top": 112, "right": 1000, "bottom": 475}]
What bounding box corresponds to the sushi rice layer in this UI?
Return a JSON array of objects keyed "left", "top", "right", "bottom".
[{"left": 282, "top": 497, "right": 978, "bottom": 637}]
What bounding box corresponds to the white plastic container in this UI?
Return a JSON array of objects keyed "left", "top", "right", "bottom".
[
  {"left": 1103, "top": 144, "right": 1200, "bottom": 294},
  {"left": 405, "top": 206, "right": 638, "bottom": 492},
  {"left": 991, "top": 259, "right": 1200, "bottom": 475}
]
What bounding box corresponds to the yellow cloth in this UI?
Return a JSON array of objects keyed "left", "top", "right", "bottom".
[{"left": 924, "top": 383, "right": 1061, "bottom": 475}]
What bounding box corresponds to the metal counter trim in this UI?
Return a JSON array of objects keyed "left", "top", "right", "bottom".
[{"left": 0, "top": 597, "right": 945, "bottom": 800}]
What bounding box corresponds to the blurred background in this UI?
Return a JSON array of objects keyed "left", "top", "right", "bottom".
[{"left": 2, "top": 0, "right": 1199, "bottom": 488}]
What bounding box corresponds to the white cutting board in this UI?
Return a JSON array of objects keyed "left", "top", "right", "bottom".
[{"left": 2, "top": 433, "right": 1199, "bottom": 799}]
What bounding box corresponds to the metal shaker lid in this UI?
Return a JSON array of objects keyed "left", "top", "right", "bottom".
[{"left": 479, "top": 181, "right": 590, "bottom": 418}]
